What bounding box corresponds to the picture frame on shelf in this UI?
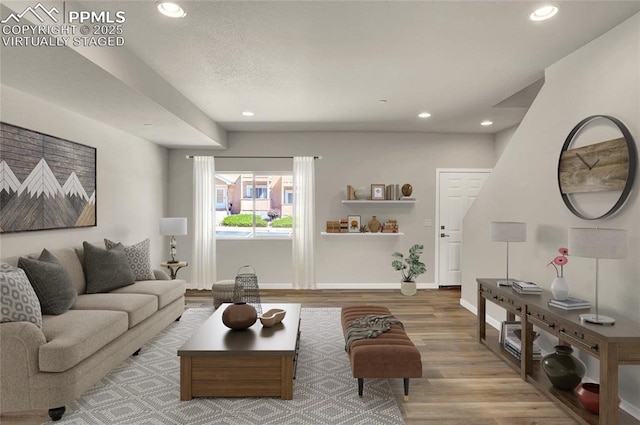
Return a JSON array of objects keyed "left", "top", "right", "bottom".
[
  {"left": 371, "top": 184, "right": 386, "bottom": 200},
  {"left": 347, "top": 215, "right": 361, "bottom": 233}
]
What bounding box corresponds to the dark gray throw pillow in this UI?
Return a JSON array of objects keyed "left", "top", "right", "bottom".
[
  {"left": 83, "top": 242, "right": 135, "bottom": 294},
  {"left": 18, "top": 249, "right": 78, "bottom": 315}
]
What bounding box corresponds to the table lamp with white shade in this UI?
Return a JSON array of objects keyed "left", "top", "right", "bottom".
[
  {"left": 490, "top": 221, "right": 527, "bottom": 286},
  {"left": 568, "top": 227, "right": 628, "bottom": 326},
  {"left": 160, "top": 217, "right": 188, "bottom": 264}
]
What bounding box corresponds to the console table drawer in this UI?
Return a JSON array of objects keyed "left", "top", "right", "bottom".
[
  {"left": 495, "top": 293, "right": 522, "bottom": 313},
  {"left": 479, "top": 283, "right": 494, "bottom": 297},
  {"left": 527, "top": 305, "right": 559, "bottom": 334},
  {"left": 558, "top": 322, "right": 600, "bottom": 355}
]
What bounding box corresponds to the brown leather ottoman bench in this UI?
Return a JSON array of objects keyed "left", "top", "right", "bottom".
[{"left": 341, "top": 305, "right": 422, "bottom": 400}]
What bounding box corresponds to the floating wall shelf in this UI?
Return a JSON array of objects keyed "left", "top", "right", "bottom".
[
  {"left": 341, "top": 200, "right": 416, "bottom": 205},
  {"left": 320, "top": 232, "right": 404, "bottom": 236}
]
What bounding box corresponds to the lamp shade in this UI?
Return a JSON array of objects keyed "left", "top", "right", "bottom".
[
  {"left": 490, "top": 222, "right": 527, "bottom": 242},
  {"left": 569, "top": 228, "right": 627, "bottom": 259},
  {"left": 160, "top": 217, "right": 188, "bottom": 236}
]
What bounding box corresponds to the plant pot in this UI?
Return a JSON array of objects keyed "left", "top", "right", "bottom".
[
  {"left": 541, "top": 345, "right": 586, "bottom": 390},
  {"left": 551, "top": 276, "right": 569, "bottom": 300},
  {"left": 401, "top": 280, "right": 416, "bottom": 296},
  {"left": 222, "top": 302, "right": 257, "bottom": 330}
]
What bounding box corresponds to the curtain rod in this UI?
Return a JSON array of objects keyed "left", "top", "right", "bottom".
[{"left": 185, "top": 155, "right": 321, "bottom": 159}]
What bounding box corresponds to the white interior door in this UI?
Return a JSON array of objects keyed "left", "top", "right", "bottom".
[{"left": 437, "top": 170, "right": 490, "bottom": 286}]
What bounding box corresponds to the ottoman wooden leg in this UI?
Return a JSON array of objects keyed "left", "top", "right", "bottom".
[
  {"left": 404, "top": 378, "right": 410, "bottom": 401},
  {"left": 358, "top": 378, "right": 364, "bottom": 397}
]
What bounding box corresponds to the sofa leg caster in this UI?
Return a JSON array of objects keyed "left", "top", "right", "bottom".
[
  {"left": 404, "top": 378, "right": 410, "bottom": 401},
  {"left": 48, "top": 406, "right": 66, "bottom": 421},
  {"left": 358, "top": 378, "right": 364, "bottom": 397},
  {"left": 132, "top": 348, "right": 141, "bottom": 356}
]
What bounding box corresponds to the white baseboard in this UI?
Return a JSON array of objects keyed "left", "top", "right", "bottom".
[{"left": 254, "top": 282, "right": 440, "bottom": 290}]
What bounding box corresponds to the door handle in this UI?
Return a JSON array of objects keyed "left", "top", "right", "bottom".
[{"left": 441, "top": 233, "right": 450, "bottom": 238}]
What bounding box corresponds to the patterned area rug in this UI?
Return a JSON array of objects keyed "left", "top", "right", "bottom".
[{"left": 47, "top": 307, "right": 404, "bottom": 424}]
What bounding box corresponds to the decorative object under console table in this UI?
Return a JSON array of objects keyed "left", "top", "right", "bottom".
[{"left": 476, "top": 278, "right": 640, "bottom": 425}]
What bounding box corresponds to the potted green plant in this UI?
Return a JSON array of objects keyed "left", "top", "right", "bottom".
[{"left": 391, "top": 244, "right": 426, "bottom": 296}]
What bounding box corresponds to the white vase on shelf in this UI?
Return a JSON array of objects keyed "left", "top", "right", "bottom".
[{"left": 551, "top": 276, "right": 569, "bottom": 300}]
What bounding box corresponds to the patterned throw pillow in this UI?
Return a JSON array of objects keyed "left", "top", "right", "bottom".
[
  {"left": 104, "top": 238, "right": 155, "bottom": 281},
  {"left": 0, "top": 262, "right": 43, "bottom": 328}
]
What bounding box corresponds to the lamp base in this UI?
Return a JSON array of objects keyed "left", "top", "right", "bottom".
[
  {"left": 497, "top": 279, "right": 517, "bottom": 287},
  {"left": 166, "top": 260, "right": 179, "bottom": 264},
  {"left": 580, "top": 313, "right": 615, "bottom": 326}
]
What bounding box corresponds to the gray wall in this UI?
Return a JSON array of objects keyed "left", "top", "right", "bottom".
[
  {"left": 461, "top": 13, "right": 640, "bottom": 414},
  {"left": 0, "top": 86, "right": 169, "bottom": 265},
  {"left": 168, "top": 131, "right": 495, "bottom": 288}
]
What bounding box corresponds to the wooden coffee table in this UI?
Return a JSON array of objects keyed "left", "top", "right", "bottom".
[{"left": 178, "top": 303, "right": 301, "bottom": 400}]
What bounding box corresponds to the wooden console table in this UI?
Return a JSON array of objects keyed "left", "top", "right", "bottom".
[{"left": 477, "top": 278, "right": 640, "bottom": 425}]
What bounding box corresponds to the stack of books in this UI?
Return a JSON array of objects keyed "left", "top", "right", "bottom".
[
  {"left": 325, "top": 221, "right": 340, "bottom": 233},
  {"left": 502, "top": 322, "right": 542, "bottom": 360},
  {"left": 548, "top": 296, "right": 591, "bottom": 310},
  {"left": 382, "top": 220, "right": 399, "bottom": 233},
  {"left": 512, "top": 281, "right": 542, "bottom": 294}
]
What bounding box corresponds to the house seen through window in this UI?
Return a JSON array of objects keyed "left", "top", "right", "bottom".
[{"left": 215, "top": 172, "right": 293, "bottom": 238}]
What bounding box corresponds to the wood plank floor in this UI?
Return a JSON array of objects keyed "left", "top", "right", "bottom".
[{"left": 1, "top": 288, "right": 579, "bottom": 425}]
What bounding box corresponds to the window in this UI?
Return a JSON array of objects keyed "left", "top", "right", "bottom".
[
  {"left": 215, "top": 172, "right": 293, "bottom": 238},
  {"left": 284, "top": 190, "right": 293, "bottom": 204}
]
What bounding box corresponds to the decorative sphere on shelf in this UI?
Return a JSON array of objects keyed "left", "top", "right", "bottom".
[
  {"left": 354, "top": 188, "right": 369, "bottom": 200},
  {"left": 401, "top": 184, "right": 413, "bottom": 197}
]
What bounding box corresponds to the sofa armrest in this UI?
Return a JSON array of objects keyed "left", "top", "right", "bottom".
[
  {"left": 1, "top": 321, "right": 47, "bottom": 411},
  {"left": 153, "top": 269, "right": 170, "bottom": 280}
]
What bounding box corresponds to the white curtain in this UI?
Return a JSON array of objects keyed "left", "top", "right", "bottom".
[
  {"left": 191, "top": 156, "right": 216, "bottom": 290},
  {"left": 292, "top": 156, "right": 315, "bottom": 289}
]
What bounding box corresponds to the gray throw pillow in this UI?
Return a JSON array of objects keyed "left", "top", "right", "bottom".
[
  {"left": 83, "top": 242, "right": 135, "bottom": 293},
  {"left": 18, "top": 249, "right": 77, "bottom": 316},
  {"left": 0, "top": 262, "right": 43, "bottom": 327},
  {"left": 104, "top": 238, "right": 155, "bottom": 281}
]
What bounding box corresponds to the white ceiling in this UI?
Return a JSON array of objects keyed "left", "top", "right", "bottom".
[{"left": 2, "top": 1, "right": 639, "bottom": 148}]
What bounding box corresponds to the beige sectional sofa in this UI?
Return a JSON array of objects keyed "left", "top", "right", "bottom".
[{"left": 0, "top": 244, "right": 186, "bottom": 421}]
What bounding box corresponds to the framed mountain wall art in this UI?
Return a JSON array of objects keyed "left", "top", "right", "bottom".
[{"left": 0, "top": 122, "right": 96, "bottom": 233}]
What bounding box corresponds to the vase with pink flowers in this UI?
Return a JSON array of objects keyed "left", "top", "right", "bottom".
[{"left": 548, "top": 247, "right": 569, "bottom": 300}]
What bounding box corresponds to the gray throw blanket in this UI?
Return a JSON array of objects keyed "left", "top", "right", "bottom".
[{"left": 344, "top": 314, "right": 404, "bottom": 352}]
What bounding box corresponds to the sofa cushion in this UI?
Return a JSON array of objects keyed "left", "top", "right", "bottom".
[
  {"left": 40, "top": 310, "right": 129, "bottom": 372},
  {"left": 111, "top": 279, "right": 186, "bottom": 309},
  {"left": 104, "top": 238, "right": 155, "bottom": 281},
  {"left": 45, "top": 248, "right": 87, "bottom": 295},
  {"left": 18, "top": 250, "right": 77, "bottom": 315},
  {"left": 82, "top": 242, "right": 135, "bottom": 294},
  {"left": 72, "top": 293, "right": 158, "bottom": 328},
  {"left": 0, "top": 262, "right": 42, "bottom": 328}
]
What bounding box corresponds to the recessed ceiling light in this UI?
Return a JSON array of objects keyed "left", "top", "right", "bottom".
[
  {"left": 529, "top": 5, "right": 558, "bottom": 21},
  {"left": 242, "top": 111, "right": 255, "bottom": 117},
  {"left": 157, "top": 2, "right": 186, "bottom": 18},
  {"left": 418, "top": 112, "right": 432, "bottom": 119},
  {"left": 481, "top": 121, "right": 494, "bottom": 126}
]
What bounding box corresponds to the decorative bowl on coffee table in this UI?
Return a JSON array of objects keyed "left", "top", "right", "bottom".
[{"left": 260, "top": 309, "right": 286, "bottom": 327}]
